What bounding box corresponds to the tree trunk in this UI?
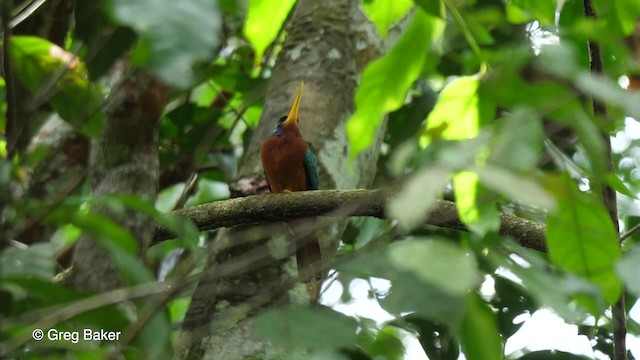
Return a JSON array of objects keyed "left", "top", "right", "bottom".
[
  {"left": 177, "top": 0, "right": 385, "bottom": 358},
  {"left": 68, "top": 66, "right": 169, "bottom": 291}
]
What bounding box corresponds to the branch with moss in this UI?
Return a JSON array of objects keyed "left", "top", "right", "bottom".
[{"left": 153, "top": 189, "right": 547, "bottom": 252}]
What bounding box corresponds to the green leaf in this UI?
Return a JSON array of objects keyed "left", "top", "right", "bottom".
[
  {"left": 489, "top": 109, "right": 543, "bottom": 171},
  {"left": 101, "top": 194, "right": 200, "bottom": 249},
  {"left": 612, "top": 0, "right": 640, "bottom": 35},
  {"left": 575, "top": 73, "right": 640, "bottom": 120},
  {"left": 413, "top": 0, "right": 444, "bottom": 18},
  {"left": 0, "top": 244, "right": 56, "bottom": 280},
  {"left": 616, "top": 245, "right": 640, "bottom": 297},
  {"left": 363, "top": 0, "right": 414, "bottom": 37},
  {"left": 510, "top": 0, "right": 555, "bottom": 25},
  {"left": 359, "top": 326, "right": 405, "bottom": 360},
  {"left": 488, "top": 244, "right": 592, "bottom": 322},
  {"left": 387, "top": 165, "right": 451, "bottom": 231},
  {"left": 347, "top": 9, "right": 444, "bottom": 159},
  {"left": 343, "top": 217, "right": 389, "bottom": 249},
  {"left": 71, "top": 212, "right": 155, "bottom": 285},
  {"left": 75, "top": 0, "right": 137, "bottom": 79},
  {"left": 605, "top": 173, "right": 636, "bottom": 199},
  {"left": 421, "top": 76, "right": 495, "bottom": 147},
  {"left": 382, "top": 272, "right": 465, "bottom": 327},
  {"left": 454, "top": 171, "right": 500, "bottom": 236},
  {"left": 546, "top": 179, "right": 622, "bottom": 304},
  {"left": 255, "top": 306, "right": 358, "bottom": 351},
  {"left": 389, "top": 238, "right": 479, "bottom": 296},
  {"left": 458, "top": 293, "right": 503, "bottom": 360},
  {"left": 109, "top": 0, "right": 221, "bottom": 88},
  {"left": 9, "top": 36, "right": 105, "bottom": 137},
  {"left": 131, "top": 306, "right": 172, "bottom": 359},
  {"left": 337, "top": 248, "right": 465, "bottom": 327},
  {"left": 475, "top": 166, "right": 556, "bottom": 210},
  {"left": 243, "top": 0, "right": 297, "bottom": 66}
]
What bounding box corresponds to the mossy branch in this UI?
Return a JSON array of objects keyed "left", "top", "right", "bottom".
[{"left": 153, "top": 189, "right": 547, "bottom": 252}]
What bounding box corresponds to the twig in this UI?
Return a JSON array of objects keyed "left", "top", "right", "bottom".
[
  {"left": 620, "top": 222, "right": 640, "bottom": 242},
  {"left": 8, "top": 0, "right": 47, "bottom": 29}
]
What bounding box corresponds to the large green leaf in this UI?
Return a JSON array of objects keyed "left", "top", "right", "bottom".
[
  {"left": 243, "top": 0, "right": 297, "bottom": 66},
  {"left": 458, "top": 293, "right": 503, "bottom": 360},
  {"left": 489, "top": 110, "right": 543, "bottom": 171},
  {"left": 337, "top": 245, "right": 465, "bottom": 327},
  {"left": 488, "top": 244, "right": 594, "bottom": 322},
  {"left": 475, "top": 166, "right": 556, "bottom": 210},
  {"left": 255, "top": 306, "right": 358, "bottom": 351},
  {"left": 347, "top": 9, "right": 444, "bottom": 159},
  {"left": 383, "top": 272, "right": 465, "bottom": 328},
  {"left": 616, "top": 245, "right": 640, "bottom": 297},
  {"left": 389, "top": 238, "right": 478, "bottom": 296},
  {"left": 546, "top": 179, "right": 622, "bottom": 304},
  {"left": 363, "top": 0, "right": 414, "bottom": 37},
  {"left": 9, "top": 36, "right": 105, "bottom": 137},
  {"left": 109, "top": 0, "right": 221, "bottom": 88},
  {"left": 387, "top": 165, "right": 451, "bottom": 231}
]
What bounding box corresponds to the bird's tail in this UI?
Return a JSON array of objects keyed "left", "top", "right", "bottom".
[{"left": 296, "top": 235, "right": 323, "bottom": 303}]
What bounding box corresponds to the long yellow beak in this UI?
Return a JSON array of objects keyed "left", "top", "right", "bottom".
[{"left": 283, "top": 82, "right": 304, "bottom": 127}]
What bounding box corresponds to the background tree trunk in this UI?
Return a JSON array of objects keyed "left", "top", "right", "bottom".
[
  {"left": 177, "top": 0, "right": 385, "bottom": 358},
  {"left": 68, "top": 67, "right": 169, "bottom": 291}
]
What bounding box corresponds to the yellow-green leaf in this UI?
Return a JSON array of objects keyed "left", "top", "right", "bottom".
[
  {"left": 347, "top": 9, "right": 444, "bottom": 159},
  {"left": 454, "top": 171, "right": 500, "bottom": 236},
  {"left": 363, "top": 0, "right": 414, "bottom": 37},
  {"left": 420, "top": 76, "right": 493, "bottom": 147},
  {"left": 243, "top": 0, "right": 297, "bottom": 66},
  {"left": 9, "top": 36, "right": 105, "bottom": 137}
]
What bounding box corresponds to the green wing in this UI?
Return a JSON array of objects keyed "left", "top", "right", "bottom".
[{"left": 304, "top": 148, "right": 320, "bottom": 190}]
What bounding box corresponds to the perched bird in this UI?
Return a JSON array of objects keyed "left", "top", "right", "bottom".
[{"left": 260, "top": 82, "right": 322, "bottom": 300}]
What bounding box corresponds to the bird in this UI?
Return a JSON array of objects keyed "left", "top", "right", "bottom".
[{"left": 260, "top": 82, "right": 322, "bottom": 301}]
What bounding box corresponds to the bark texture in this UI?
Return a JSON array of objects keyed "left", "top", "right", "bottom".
[
  {"left": 68, "top": 67, "right": 169, "bottom": 291},
  {"left": 178, "top": 1, "right": 384, "bottom": 359},
  {"left": 153, "top": 190, "right": 547, "bottom": 252}
]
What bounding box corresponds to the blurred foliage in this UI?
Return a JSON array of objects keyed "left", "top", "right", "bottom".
[{"left": 2, "top": 0, "right": 640, "bottom": 359}]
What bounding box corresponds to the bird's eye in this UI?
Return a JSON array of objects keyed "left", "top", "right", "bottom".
[{"left": 278, "top": 116, "right": 287, "bottom": 123}]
